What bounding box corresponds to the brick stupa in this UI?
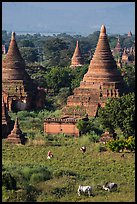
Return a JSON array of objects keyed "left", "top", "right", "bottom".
[
  {"left": 70, "top": 41, "right": 84, "bottom": 68},
  {"left": 113, "top": 36, "right": 122, "bottom": 55},
  {"left": 63, "top": 25, "right": 124, "bottom": 118},
  {"left": 6, "top": 117, "right": 26, "bottom": 144},
  {"left": 2, "top": 32, "right": 42, "bottom": 111}
]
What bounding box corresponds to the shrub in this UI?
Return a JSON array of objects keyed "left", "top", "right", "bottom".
[
  {"left": 30, "top": 173, "right": 46, "bottom": 184},
  {"left": 53, "top": 169, "right": 77, "bottom": 178},
  {"left": 2, "top": 172, "right": 17, "bottom": 190},
  {"left": 21, "top": 166, "right": 52, "bottom": 183},
  {"left": 107, "top": 139, "right": 126, "bottom": 152},
  {"left": 51, "top": 187, "right": 67, "bottom": 198},
  {"left": 21, "top": 167, "right": 33, "bottom": 181},
  {"left": 98, "top": 144, "right": 107, "bottom": 152},
  {"left": 21, "top": 185, "right": 39, "bottom": 202},
  {"left": 88, "top": 131, "right": 100, "bottom": 143},
  {"left": 125, "top": 136, "right": 135, "bottom": 152}
]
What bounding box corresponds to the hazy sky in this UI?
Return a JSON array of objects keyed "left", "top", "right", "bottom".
[{"left": 2, "top": 2, "right": 135, "bottom": 35}]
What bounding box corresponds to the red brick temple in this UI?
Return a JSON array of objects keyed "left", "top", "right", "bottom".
[
  {"left": 70, "top": 41, "right": 84, "bottom": 68},
  {"left": 6, "top": 117, "right": 26, "bottom": 144},
  {"left": 63, "top": 25, "right": 124, "bottom": 118},
  {"left": 2, "top": 32, "right": 45, "bottom": 111}
]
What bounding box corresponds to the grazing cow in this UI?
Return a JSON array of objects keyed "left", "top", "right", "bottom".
[
  {"left": 77, "top": 185, "right": 92, "bottom": 197},
  {"left": 102, "top": 182, "right": 118, "bottom": 192},
  {"left": 80, "top": 146, "right": 86, "bottom": 153}
]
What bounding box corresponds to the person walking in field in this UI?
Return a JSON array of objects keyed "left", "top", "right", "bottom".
[{"left": 47, "top": 151, "right": 53, "bottom": 159}]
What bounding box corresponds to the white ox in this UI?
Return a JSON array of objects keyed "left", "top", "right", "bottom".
[
  {"left": 77, "top": 185, "right": 92, "bottom": 197},
  {"left": 102, "top": 182, "right": 118, "bottom": 192}
]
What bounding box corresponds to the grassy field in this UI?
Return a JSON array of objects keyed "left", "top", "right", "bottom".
[{"left": 2, "top": 132, "right": 135, "bottom": 202}]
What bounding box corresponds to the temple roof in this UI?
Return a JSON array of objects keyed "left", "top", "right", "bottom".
[
  {"left": 2, "top": 32, "right": 26, "bottom": 81},
  {"left": 83, "top": 25, "right": 122, "bottom": 83}
]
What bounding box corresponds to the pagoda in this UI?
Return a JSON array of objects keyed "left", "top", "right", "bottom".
[
  {"left": 2, "top": 32, "right": 44, "bottom": 111},
  {"left": 6, "top": 117, "right": 26, "bottom": 144},
  {"left": 70, "top": 41, "right": 84, "bottom": 68},
  {"left": 63, "top": 25, "right": 124, "bottom": 118},
  {"left": 113, "top": 36, "right": 122, "bottom": 55}
]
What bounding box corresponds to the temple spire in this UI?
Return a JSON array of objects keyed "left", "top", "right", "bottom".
[
  {"left": 100, "top": 25, "right": 106, "bottom": 34},
  {"left": 11, "top": 31, "right": 16, "bottom": 40},
  {"left": 70, "top": 40, "right": 84, "bottom": 68}
]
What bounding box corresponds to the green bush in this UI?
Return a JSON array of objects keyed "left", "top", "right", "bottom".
[
  {"left": 88, "top": 131, "right": 100, "bottom": 143},
  {"left": 2, "top": 172, "right": 17, "bottom": 190},
  {"left": 21, "top": 166, "right": 52, "bottom": 183},
  {"left": 107, "top": 139, "right": 126, "bottom": 152},
  {"left": 98, "top": 144, "right": 107, "bottom": 152},
  {"left": 21, "top": 167, "right": 33, "bottom": 181},
  {"left": 51, "top": 187, "right": 67, "bottom": 198},
  {"left": 53, "top": 169, "right": 77, "bottom": 178},
  {"left": 125, "top": 136, "right": 135, "bottom": 152},
  {"left": 20, "top": 185, "right": 39, "bottom": 202},
  {"left": 30, "top": 173, "right": 46, "bottom": 184}
]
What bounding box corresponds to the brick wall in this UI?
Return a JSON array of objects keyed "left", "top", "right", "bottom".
[{"left": 44, "top": 119, "right": 79, "bottom": 137}]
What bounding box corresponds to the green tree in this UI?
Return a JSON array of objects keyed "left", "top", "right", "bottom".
[
  {"left": 45, "top": 66, "right": 71, "bottom": 93},
  {"left": 43, "top": 37, "right": 69, "bottom": 67},
  {"left": 98, "top": 93, "right": 135, "bottom": 137},
  {"left": 121, "top": 64, "right": 135, "bottom": 93},
  {"left": 77, "top": 117, "right": 92, "bottom": 135},
  {"left": 70, "top": 65, "right": 88, "bottom": 90},
  {"left": 20, "top": 47, "right": 39, "bottom": 63},
  {"left": 18, "top": 39, "right": 35, "bottom": 47}
]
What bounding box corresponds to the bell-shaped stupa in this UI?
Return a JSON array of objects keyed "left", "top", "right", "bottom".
[
  {"left": 2, "top": 32, "right": 26, "bottom": 81},
  {"left": 70, "top": 41, "right": 84, "bottom": 68},
  {"left": 63, "top": 25, "right": 124, "bottom": 118},
  {"left": 2, "top": 32, "right": 40, "bottom": 111}
]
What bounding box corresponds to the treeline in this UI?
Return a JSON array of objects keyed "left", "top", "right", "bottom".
[{"left": 2, "top": 30, "right": 135, "bottom": 66}]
